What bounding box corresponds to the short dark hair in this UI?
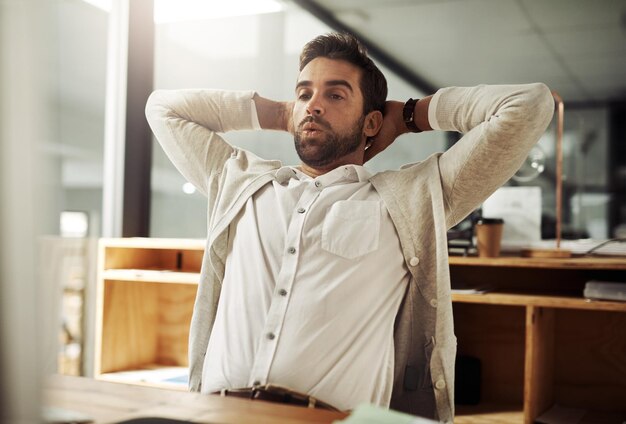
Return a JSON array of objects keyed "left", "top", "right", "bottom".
[{"left": 299, "top": 32, "right": 387, "bottom": 115}]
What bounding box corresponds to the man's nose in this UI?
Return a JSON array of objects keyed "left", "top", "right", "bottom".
[{"left": 306, "top": 95, "right": 324, "bottom": 116}]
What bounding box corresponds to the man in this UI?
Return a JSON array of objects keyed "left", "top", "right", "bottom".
[{"left": 146, "top": 32, "right": 554, "bottom": 422}]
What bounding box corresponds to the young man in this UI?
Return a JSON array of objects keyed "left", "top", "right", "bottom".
[{"left": 146, "top": 32, "right": 554, "bottom": 422}]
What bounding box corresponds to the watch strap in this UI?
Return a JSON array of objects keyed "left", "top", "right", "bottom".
[{"left": 403, "top": 98, "right": 422, "bottom": 133}]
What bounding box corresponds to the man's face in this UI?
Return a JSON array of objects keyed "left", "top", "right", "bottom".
[{"left": 293, "top": 57, "right": 367, "bottom": 169}]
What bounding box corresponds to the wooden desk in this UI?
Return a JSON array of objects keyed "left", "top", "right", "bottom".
[{"left": 45, "top": 375, "right": 348, "bottom": 424}]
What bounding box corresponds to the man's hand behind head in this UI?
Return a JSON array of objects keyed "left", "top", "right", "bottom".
[
  {"left": 364, "top": 96, "right": 433, "bottom": 163},
  {"left": 283, "top": 100, "right": 295, "bottom": 135},
  {"left": 254, "top": 94, "right": 295, "bottom": 134},
  {"left": 364, "top": 100, "right": 406, "bottom": 163}
]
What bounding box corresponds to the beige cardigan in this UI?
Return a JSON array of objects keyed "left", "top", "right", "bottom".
[{"left": 145, "top": 83, "right": 554, "bottom": 422}]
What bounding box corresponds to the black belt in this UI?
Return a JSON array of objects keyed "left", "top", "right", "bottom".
[{"left": 212, "top": 384, "right": 340, "bottom": 411}]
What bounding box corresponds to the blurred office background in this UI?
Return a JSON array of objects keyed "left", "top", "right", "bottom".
[
  {"left": 1, "top": 0, "right": 625, "bottom": 422},
  {"left": 44, "top": 0, "right": 626, "bottom": 242}
]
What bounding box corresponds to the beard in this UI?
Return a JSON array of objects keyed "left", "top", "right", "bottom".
[{"left": 294, "top": 115, "right": 365, "bottom": 168}]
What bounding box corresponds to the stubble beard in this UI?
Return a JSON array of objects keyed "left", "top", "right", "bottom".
[{"left": 294, "top": 115, "right": 365, "bottom": 168}]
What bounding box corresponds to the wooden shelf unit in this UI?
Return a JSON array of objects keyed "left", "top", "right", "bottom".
[
  {"left": 94, "top": 238, "right": 205, "bottom": 389},
  {"left": 95, "top": 240, "right": 625, "bottom": 422},
  {"left": 450, "top": 256, "right": 626, "bottom": 424}
]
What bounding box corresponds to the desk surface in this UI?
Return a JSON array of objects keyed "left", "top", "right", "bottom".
[{"left": 45, "top": 375, "right": 348, "bottom": 424}]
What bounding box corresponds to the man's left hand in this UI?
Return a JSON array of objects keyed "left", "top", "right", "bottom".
[{"left": 364, "top": 101, "right": 406, "bottom": 163}]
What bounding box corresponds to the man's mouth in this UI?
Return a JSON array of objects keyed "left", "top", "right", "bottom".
[
  {"left": 302, "top": 123, "right": 321, "bottom": 133},
  {"left": 299, "top": 116, "right": 330, "bottom": 135}
]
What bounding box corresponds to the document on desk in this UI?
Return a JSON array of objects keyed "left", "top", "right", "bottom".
[
  {"left": 99, "top": 365, "right": 188, "bottom": 386},
  {"left": 519, "top": 238, "right": 626, "bottom": 256},
  {"left": 42, "top": 406, "right": 93, "bottom": 424},
  {"left": 334, "top": 403, "right": 438, "bottom": 423},
  {"left": 450, "top": 286, "right": 491, "bottom": 295}
]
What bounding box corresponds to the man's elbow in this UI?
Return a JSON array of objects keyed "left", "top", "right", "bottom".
[
  {"left": 145, "top": 89, "right": 167, "bottom": 120},
  {"left": 528, "top": 83, "right": 555, "bottom": 131}
]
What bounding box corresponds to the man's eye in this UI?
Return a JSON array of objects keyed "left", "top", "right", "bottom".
[
  {"left": 330, "top": 94, "right": 343, "bottom": 100},
  {"left": 298, "top": 93, "right": 311, "bottom": 100}
]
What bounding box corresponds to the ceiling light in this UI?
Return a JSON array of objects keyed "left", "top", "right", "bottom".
[{"left": 182, "top": 182, "right": 196, "bottom": 194}]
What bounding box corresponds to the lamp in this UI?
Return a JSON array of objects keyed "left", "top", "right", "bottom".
[{"left": 521, "top": 91, "right": 572, "bottom": 258}]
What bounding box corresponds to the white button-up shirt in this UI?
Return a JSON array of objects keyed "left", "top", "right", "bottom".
[{"left": 200, "top": 163, "right": 410, "bottom": 410}]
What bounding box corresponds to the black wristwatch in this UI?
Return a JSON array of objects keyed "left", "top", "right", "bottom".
[{"left": 403, "top": 98, "right": 422, "bottom": 133}]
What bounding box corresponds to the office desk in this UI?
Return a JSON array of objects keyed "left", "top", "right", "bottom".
[{"left": 45, "top": 375, "right": 348, "bottom": 424}]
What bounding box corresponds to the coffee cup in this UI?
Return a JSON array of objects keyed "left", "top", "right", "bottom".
[{"left": 475, "top": 218, "right": 504, "bottom": 258}]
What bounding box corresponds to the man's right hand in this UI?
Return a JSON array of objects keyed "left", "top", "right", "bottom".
[{"left": 254, "top": 94, "right": 294, "bottom": 134}]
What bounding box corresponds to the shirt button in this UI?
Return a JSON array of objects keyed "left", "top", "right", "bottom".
[
  {"left": 278, "top": 289, "right": 287, "bottom": 296},
  {"left": 267, "top": 333, "right": 275, "bottom": 340},
  {"left": 287, "top": 247, "right": 296, "bottom": 254},
  {"left": 435, "top": 379, "right": 446, "bottom": 390},
  {"left": 297, "top": 207, "right": 306, "bottom": 214},
  {"left": 430, "top": 299, "right": 438, "bottom": 308},
  {"left": 409, "top": 257, "right": 420, "bottom": 267},
  {"left": 314, "top": 181, "right": 322, "bottom": 188}
]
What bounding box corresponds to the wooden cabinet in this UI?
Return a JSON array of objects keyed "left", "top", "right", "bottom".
[
  {"left": 95, "top": 239, "right": 626, "bottom": 422},
  {"left": 94, "top": 238, "right": 204, "bottom": 389},
  {"left": 450, "top": 256, "right": 626, "bottom": 424}
]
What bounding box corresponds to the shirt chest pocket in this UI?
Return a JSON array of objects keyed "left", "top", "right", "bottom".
[{"left": 321, "top": 200, "right": 380, "bottom": 260}]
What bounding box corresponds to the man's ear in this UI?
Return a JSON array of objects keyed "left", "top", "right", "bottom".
[{"left": 363, "top": 110, "right": 383, "bottom": 137}]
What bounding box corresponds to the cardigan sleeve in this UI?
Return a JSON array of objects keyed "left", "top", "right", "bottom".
[
  {"left": 431, "top": 83, "right": 554, "bottom": 227},
  {"left": 145, "top": 89, "right": 256, "bottom": 196}
]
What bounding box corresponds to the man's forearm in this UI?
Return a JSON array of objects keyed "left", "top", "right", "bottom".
[
  {"left": 437, "top": 83, "right": 554, "bottom": 226},
  {"left": 363, "top": 95, "right": 433, "bottom": 162},
  {"left": 381, "top": 96, "right": 433, "bottom": 137},
  {"left": 253, "top": 94, "right": 293, "bottom": 132},
  {"left": 145, "top": 89, "right": 259, "bottom": 196}
]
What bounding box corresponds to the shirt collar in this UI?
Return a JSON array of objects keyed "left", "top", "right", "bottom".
[
  {"left": 275, "top": 166, "right": 299, "bottom": 184},
  {"left": 275, "top": 164, "right": 371, "bottom": 186}
]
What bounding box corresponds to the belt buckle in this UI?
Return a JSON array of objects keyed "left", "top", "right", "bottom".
[
  {"left": 218, "top": 384, "right": 337, "bottom": 411},
  {"left": 265, "top": 384, "right": 313, "bottom": 408}
]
